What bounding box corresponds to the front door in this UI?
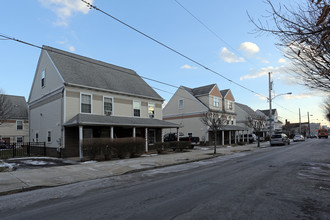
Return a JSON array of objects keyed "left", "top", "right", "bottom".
[{"left": 148, "top": 129, "right": 155, "bottom": 144}]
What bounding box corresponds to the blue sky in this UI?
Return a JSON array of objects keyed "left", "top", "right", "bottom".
[{"left": 1, "top": 0, "right": 329, "bottom": 127}]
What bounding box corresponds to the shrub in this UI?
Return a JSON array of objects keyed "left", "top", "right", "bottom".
[{"left": 82, "top": 137, "right": 145, "bottom": 161}]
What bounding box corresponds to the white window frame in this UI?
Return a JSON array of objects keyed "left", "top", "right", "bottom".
[
  {"left": 213, "top": 97, "right": 219, "bottom": 107},
  {"left": 148, "top": 102, "right": 155, "bottom": 118},
  {"left": 41, "top": 70, "right": 46, "bottom": 88},
  {"left": 35, "top": 131, "right": 39, "bottom": 142},
  {"left": 228, "top": 101, "right": 233, "bottom": 110},
  {"left": 178, "top": 99, "right": 184, "bottom": 109},
  {"left": 16, "top": 120, "right": 23, "bottom": 130},
  {"left": 80, "top": 93, "right": 92, "bottom": 114},
  {"left": 103, "top": 96, "right": 113, "bottom": 116},
  {"left": 133, "top": 100, "right": 141, "bottom": 117},
  {"left": 16, "top": 136, "right": 23, "bottom": 144},
  {"left": 47, "top": 130, "right": 52, "bottom": 143}
]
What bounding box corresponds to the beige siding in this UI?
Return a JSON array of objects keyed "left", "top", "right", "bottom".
[
  {"left": 0, "top": 121, "right": 29, "bottom": 144},
  {"left": 163, "top": 87, "right": 207, "bottom": 118},
  {"left": 65, "top": 86, "right": 163, "bottom": 121}
]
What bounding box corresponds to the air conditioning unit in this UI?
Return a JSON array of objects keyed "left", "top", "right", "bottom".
[{"left": 105, "top": 110, "right": 112, "bottom": 116}]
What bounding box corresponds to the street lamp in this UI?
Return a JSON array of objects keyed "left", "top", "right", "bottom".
[{"left": 268, "top": 72, "right": 292, "bottom": 144}]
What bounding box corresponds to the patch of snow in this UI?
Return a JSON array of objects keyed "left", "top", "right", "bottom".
[
  {"left": 82, "top": 161, "right": 97, "bottom": 164},
  {"left": 21, "top": 160, "right": 56, "bottom": 166},
  {"left": 141, "top": 154, "right": 158, "bottom": 157}
]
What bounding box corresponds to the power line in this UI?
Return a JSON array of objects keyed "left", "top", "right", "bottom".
[
  {"left": 80, "top": 0, "right": 268, "bottom": 100},
  {"left": 0, "top": 33, "right": 294, "bottom": 115},
  {"left": 174, "top": 0, "right": 261, "bottom": 70}
]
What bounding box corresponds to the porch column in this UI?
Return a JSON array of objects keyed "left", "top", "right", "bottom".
[
  {"left": 176, "top": 128, "right": 179, "bottom": 141},
  {"left": 145, "top": 128, "right": 148, "bottom": 152},
  {"left": 133, "top": 127, "right": 136, "bottom": 138},
  {"left": 161, "top": 128, "right": 164, "bottom": 143},
  {"left": 229, "top": 131, "right": 232, "bottom": 145},
  {"left": 222, "top": 130, "right": 224, "bottom": 146},
  {"left": 110, "top": 126, "right": 114, "bottom": 139},
  {"left": 242, "top": 131, "right": 245, "bottom": 142},
  {"left": 235, "top": 131, "right": 237, "bottom": 144},
  {"left": 79, "top": 125, "right": 83, "bottom": 161}
]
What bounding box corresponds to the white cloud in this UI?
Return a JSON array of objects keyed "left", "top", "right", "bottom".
[
  {"left": 278, "top": 58, "right": 286, "bottom": 63},
  {"left": 220, "top": 47, "right": 245, "bottom": 63},
  {"left": 239, "top": 42, "right": 260, "bottom": 57},
  {"left": 261, "top": 59, "right": 270, "bottom": 64},
  {"left": 240, "top": 65, "right": 286, "bottom": 80},
  {"left": 69, "top": 45, "right": 75, "bottom": 52},
  {"left": 180, "top": 64, "right": 197, "bottom": 70},
  {"left": 39, "top": 0, "right": 93, "bottom": 26},
  {"left": 255, "top": 94, "right": 267, "bottom": 101}
]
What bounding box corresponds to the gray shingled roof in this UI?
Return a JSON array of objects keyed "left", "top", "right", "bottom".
[
  {"left": 182, "top": 84, "right": 216, "bottom": 97},
  {"left": 220, "top": 89, "right": 229, "bottom": 97},
  {"left": 43, "top": 46, "right": 163, "bottom": 101},
  {"left": 64, "top": 114, "right": 179, "bottom": 128},
  {"left": 1, "top": 95, "right": 28, "bottom": 119},
  {"left": 236, "top": 103, "right": 260, "bottom": 118},
  {"left": 258, "top": 109, "right": 277, "bottom": 117}
]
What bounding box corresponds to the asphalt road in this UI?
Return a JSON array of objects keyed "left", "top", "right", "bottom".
[{"left": 1, "top": 139, "right": 329, "bottom": 220}]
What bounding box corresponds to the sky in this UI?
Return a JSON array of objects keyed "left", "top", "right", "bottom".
[{"left": 1, "top": 0, "right": 329, "bottom": 127}]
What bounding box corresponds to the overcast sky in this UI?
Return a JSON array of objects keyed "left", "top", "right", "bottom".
[{"left": 1, "top": 0, "right": 329, "bottom": 127}]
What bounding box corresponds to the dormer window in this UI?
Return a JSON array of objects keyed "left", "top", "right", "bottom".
[
  {"left": 41, "top": 70, "right": 45, "bottom": 88},
  {"left": 133, "top": 101, "right": 141, "bottom": 117},
  {"left": 148, "top": 103, "right": 155, "bottom": 118},
  {"left": 228, "top": 101, "right": 233, "bottom": 110}
]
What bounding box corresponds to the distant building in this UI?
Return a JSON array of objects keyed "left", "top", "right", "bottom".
[
  {"left": 257, "top": 109, "right": 282, "bottom": 135},
  {"left": 282, "top": 120, "right": 319, "bottom": 137},
  {"left": 0, "top": 95, "right": 29, "bottom": 145},
  {"left": 163, "top": 84, "right": 248, "bottom": 145}
]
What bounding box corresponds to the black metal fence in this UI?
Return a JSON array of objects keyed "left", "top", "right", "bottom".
[{"left": 0, "top": 142, "right": 46, "bottom": 159}]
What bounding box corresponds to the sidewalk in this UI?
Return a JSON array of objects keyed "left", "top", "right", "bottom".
[{"left": 0, "top": 142, "right": 268, "bottom": 196}]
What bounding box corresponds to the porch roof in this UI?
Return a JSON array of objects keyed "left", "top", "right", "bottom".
[
  {"left": 208, "top": 125, "right": 249, "bottom": 131},
  {"left": 64, "top": 114, "right": 180, "bottom": 128}
]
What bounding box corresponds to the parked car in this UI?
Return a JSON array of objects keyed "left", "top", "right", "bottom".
[
  {"left": 243, "top": 134, "right": 257, "bottom": 143},
  {"left": 0, "top": 140, "right": 10, "bottom": 149},
  {"left": 164, "top": 133, "right": 200, "bottom": 146},
  {"left": 318, "top": 129, "right": 328, "bottom": 139},
  {"left": 293, "top": 134, "right": 305, "bottom": 142},
  {"left": 270, "top": 133, "right": 290, "bottom": 146}
]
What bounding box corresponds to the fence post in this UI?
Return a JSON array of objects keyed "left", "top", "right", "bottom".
[
  {"left": 43, "top": 142, "right": 46, "bottom": 156},
  {"left": 27, "top": 142, "right": 30, "bottom": 157},
  {"left": 13, "top": 143, "right": 16, "bottom": 158}
]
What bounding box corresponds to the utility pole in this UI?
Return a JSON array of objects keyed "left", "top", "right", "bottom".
[
  {"left": 269, "top": 72, "right": 273, "bottom": 143},
  {"left": 308, "top": 112, "right": 310, "bottom": 138},
  {"left": 299, "top": 108, "right": 301, "bottom": 134}
]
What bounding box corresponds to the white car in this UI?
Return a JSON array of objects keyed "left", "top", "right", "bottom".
[{"left": 293, "top": 134, "right": 305, "bottom": 142}]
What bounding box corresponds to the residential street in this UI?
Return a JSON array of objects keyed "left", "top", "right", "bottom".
[{"left": 1, "top": 139, "right": 329, "bottom": 220}]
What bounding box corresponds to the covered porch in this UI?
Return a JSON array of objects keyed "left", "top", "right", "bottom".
[
  {"left": 209, "top": 125, "right": 250, "bottom": 146},
  {"left": 63, "top": 114, "right": 179, "bottom": 159}
]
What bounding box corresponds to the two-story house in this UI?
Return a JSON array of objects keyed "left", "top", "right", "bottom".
[
  {"left": 28, "top": 46, "right": 178, "bottom": 158},
  {"left": 257, "top": 109, "right": 282, "bottom": 135},
  {"left": 163, "top": 84, "right": 248, "bottom": 145},
  {"left": 0, "top": 94, "right": 29, "bottom": 145}
]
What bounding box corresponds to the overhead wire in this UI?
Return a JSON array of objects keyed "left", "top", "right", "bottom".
[{"left": 80, "top": 0, "right": 268, "bottom": 100}]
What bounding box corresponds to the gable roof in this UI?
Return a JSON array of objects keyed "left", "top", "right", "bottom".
[
  {"left": 43, "top": 46, "right": 163, "bottom": 101},
  {"left": 1, "top": 95, "right": 28, "bottom": 120},
  {"left": 236, "top": 103, "right": 260, "bottom": 118},
  {"left": 182, "top": 84, "right": 216, "bottom": 97},
  {"left": 258, "top": 109, "right": 277, "bottom": 117},
  {"left": 220, "top": 89, "right": 229, "bottom": 97}
]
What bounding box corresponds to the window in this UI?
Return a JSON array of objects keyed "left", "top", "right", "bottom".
[
  {"left": 178, "top": 99, "right": 184, "bottom": 109},
  {"left": 35, "top": 132, "right": 39, "bottom": 142},
  {"left": 133, "top": 101, "right": 141, "bottom": 117},
  {"left": 16, "top": 137, "right": 23, "bottom": 144},
  {"left": 47, "top": 131, "right": 51, "bottom": 143},
  {"left": 81, "top": 94, "right": 92, "bottom": 113},
  {"left": 16, "top": 120, "right": 23, "bottom": 130},
  {"left": 104, "top": 97, "right": 113, "bottom": 116},
  {"left": 148, "top": 103, "right": 155, "bottom": 118},
  {"left": 41, "top": 70, "right": 45, "bottom": 87},
  {"left": 213, "top": 97, "right": 219, "bottom": 107},
  {"left": 228, "top": 101, "right": 233, "bottom": 110}
]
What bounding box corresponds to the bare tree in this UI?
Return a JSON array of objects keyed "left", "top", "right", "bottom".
[
  {"left": 249, "top": 0, "right": 330, "bottom": 92},
  {"left": 245, "top": 114, "right": 266, "bottom": 147},
  {"left": 323, "top": 95, "right": 330, "bottom": 121},
  {"left": 200, "top": 112, "right": 227, "bottom": 154},
  {"left": 0, "top": 90, "right": 13, "bottom": 125}
]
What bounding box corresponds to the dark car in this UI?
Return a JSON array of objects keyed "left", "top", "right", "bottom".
[
  {"left": 270, "top": 133, "right": 290, "bottom": 146},
  {"left": 164, "top": 133, "right": 200, "bottom": 146},
  {"left": 243, "top": 134, "right": 257, "bottom": 143}
]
